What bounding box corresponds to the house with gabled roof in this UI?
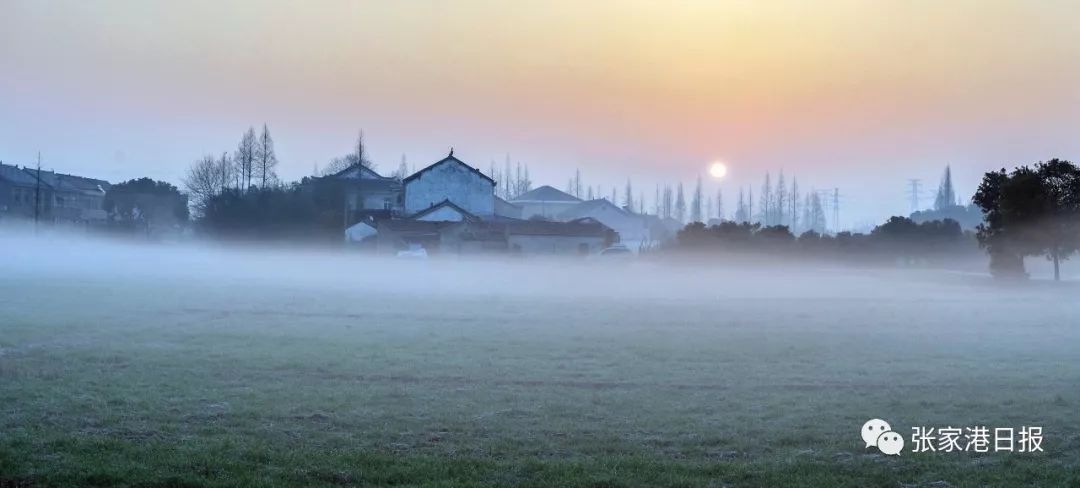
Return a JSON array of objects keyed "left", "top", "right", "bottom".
[
  {"left": 509, "top": 185, "right": 582, "bottom": 220},
  {"left": 323, "top": 162, "right": 403, "bottom": 219},
  {"left": 0, "top": 162, "right": 109, "bottom": 223},
  {"left": 557, "top": 198, "right": 650, "bottom": 251},
  {"left": 403, "top": 150, "right": 495, "bottom": 218},
  {"left": 410, "top": 198, "right": 478, "bottom": 222}
]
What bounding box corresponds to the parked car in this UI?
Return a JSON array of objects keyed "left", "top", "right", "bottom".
[
  {"left": 396, "top": 244, "right": 429, "bottom": 259},
  {"left": 598, "top": 245, "right": 633, "bottom": 257}
]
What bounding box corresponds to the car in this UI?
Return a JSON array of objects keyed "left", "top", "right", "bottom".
[
  {"left": 396, "top": 244, "right": 429, "bottom": 259},
  {"left": 599, "top": 245, "right": 633, "bottom": 257}
]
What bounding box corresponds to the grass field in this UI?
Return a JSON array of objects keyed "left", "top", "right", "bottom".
[{"left": 2, "top": 240, "right": 1079, "bottom": 487}]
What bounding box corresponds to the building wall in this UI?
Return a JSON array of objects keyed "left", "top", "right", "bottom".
[
  {"left": 514, "top": 201, "right": 579, "bottom": 220},
  {"left": 494, "top": 198, "right": 522, "bottom": 219},
  {"left": 0, "top": 182, "right": 51, "bottom": 219},
  {"left": 564, "top": 205, "right": 649, "bottom": 251},
  {"left": 405, "top": 163, "right": 494, "bottom": 217},
  {"left": 508, "top": 234, "right": 605, "bottom": 255},
  {"left": 415, "top": 206, "right": 468, "bottom": 222}
]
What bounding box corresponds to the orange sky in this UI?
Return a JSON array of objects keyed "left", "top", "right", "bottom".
[{"left": 3, "top": 0, "right": 1079, "bottom": 225}]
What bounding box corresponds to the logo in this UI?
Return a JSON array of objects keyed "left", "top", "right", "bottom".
[{"left": 862, "top": 418, "right": 904, "bottom": 456}]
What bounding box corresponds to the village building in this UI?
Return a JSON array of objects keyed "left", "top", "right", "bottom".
[
  {"left": 323, "top": 163, "right": 403, "bottom": 219},
  {"left": 494, "top": 196, "right": 522, "bottom": 220},
  {"left": 509, "top": 185, "right": 582, "bottom": 220},
  {"left": 505, "top": 218, "right": 613, "bottom": 255},
  {"left": 410, "top": 199, "right": 477, "bottom": 223},
  {"left": 404, "top": 151, "right": 496, "bottom": 218},
  {"left": 556, "top": 198, "right": 651, "bottom": 251},
  {"left": 338, "top": 151, "right": 629, "bottom": 256},
  {"left": 0, "top": 163, "right": 109, "bottom": 223}
]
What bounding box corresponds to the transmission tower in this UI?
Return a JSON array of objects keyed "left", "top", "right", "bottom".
[{"left": 907, "top": 179, "right": 922, "bottom": 214}]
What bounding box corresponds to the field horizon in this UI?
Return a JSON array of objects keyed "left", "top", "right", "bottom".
[{"left": 2, "top": 235, "right": 1078, "bottom": 487}]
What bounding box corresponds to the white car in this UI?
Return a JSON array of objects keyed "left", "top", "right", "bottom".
[
  {"left": 599, "top": 245, "right": 633, "bottom": 257},
  {"left": 396, "top": 244, "right": 429, "bottom": 259}
]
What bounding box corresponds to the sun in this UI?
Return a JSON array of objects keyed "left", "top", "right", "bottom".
[{"left": 709, "top": 162, "right": 728, "bottom": 179}]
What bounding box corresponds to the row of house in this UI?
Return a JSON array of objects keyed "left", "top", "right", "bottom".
[
  {"left": 332, "top": 151, "right": 680, "bottom": 255},
  {"left": 0, "top": 162, "right": 110, "bottom": 224}
]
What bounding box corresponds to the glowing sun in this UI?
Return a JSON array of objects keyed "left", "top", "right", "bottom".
[{"left": 709, "top": 162, "right": 728, "bottom": 179}]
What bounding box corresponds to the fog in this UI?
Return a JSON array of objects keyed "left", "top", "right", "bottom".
[
  {"left": 4, "top": 229, "right": 1078, "bottom": 486},
  {"left": 0, "top": 229, "right": 1026, "bottom": 303}
]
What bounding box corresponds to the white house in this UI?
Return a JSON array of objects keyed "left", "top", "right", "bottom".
[
  {"left": 509, "top": 185, "right": 581, "bottom": 220},
  {"left": 327, "top": 163, "right": 402, "bottom": 214},
  {"left": 411, "top": 199, "right": 477, "bottom": 222},
  {"left": 404, "top": 151, "right": 495, "bottom": 218},
  {"left": 557, "top": 199, "right": 651, "bottom": 251}
]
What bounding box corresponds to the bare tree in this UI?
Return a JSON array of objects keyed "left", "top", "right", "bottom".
[
  {"left": 790, "top": 177, "right": 800, "bottom": 233},
  {"left": 662, "top": 185, "right": 673, "bottom": 219},
  {"left": 322, "top": 130, "right": 374, "bottom": 176},
  {"left": 717, "top": 187, "right": 724, "bottom": 221},
  {"left": 759, "top": 172, "right": 772, "bottom": 225},
  {"left": 675, "top": 183, "right": 686, "bottom": 223},
  {"left": 255, "top": 124, "right": 278, "bottom": 189},
  {"left": 691, "top": 175, "right": 703, "bottom": 223},
  {"left": 775, "top": 170, "right": 787, "bottom": 226},
  {"left": 217, "top": 152, "right": 233, "bottom": 193},
  {"left": 234, "top": 127, "right": 258, "bottom": 191},
  {"left": 393, "top": 154, "right": 409, "bottom": 180},
  {"left": 184, "top": 154, "right": 220, "bottom": 215},
  {"left": 735, "top": 187, "right": 748, "bottom": 223},
  {"left": 624, "top": 179, "right": 634, "bottom": 212}
]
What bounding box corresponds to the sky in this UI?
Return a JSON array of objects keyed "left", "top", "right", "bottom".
[{"left": 3, "top": 0, "right": 1080, "bottom": 228}]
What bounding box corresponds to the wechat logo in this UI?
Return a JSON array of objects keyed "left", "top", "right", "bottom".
[{"left": 862, "top": 418, "right": 904, "bottom": 456}]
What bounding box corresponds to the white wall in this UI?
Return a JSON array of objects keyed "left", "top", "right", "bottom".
[
  {"left": 508, "top": 234, "right": 605, "bottom": 255},
  {"left": 415, "top": 206, "right": 467, "bottom": 222},
  {"left": 514, "top": 201, "right": 579, "bottom": 220},
  {"left": 405, "top": 162, "right": 494, "bottom": 217}
]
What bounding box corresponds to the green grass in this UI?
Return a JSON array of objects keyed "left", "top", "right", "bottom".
[{"left": 2, "top": 263, "right": 1079, "bottom": 487}]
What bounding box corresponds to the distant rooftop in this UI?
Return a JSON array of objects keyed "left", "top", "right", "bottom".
[{"left": 511, "top": 185, "right": 581, "bottom": 203}]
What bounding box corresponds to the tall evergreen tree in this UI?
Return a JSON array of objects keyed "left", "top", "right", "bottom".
[{"left": 935, "top": 165, "right": 957, "bottom": 210}]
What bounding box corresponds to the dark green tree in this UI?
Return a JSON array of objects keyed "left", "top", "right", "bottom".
[{"left": 973, "top": 159, "right": 1080, "bottom": 280}]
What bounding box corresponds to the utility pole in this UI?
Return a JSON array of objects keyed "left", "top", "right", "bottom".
[
  {"left": 907, "top": 178, "right": 922, "bottom": 214},
  {"left": 833, "top": 188, "right": 839, "bottom": 232},
  {"left": 34, "top": 152, "right": 42, "bottom": 234}
]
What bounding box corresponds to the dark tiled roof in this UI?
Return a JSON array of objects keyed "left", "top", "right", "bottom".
[
  {"left": 556, "top": 199, "right": 628, "bottom": 220},
  {"left": 506, "top": 219, "right": 611, "bottom": 237},
  {"left": 403, "top": 154, "right": 495, "bottom": 185},
  {"left": 494, "top": 196, "right": 521, "bottom": 209},
  {"left": 0, "top": 163, "right": 41, "bottom": 186},
  {"left": 330, "top": 163, "right": 390, "bottom": 180},
  {"left": 22, "top": 168, "right": 109, "bottom": 194},
  {"left": 376, "top": 219, "right": 452, "bottom": 232},
  {"left": 409, "top": 199, "right": 478, "bottom": 221},
  {"left": 511, "top": 185, "right": 581, "bottom": 203}
]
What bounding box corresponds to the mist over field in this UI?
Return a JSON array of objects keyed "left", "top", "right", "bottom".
[{"left": 3, "top": 231, "right": 1078, "bottom": 486}]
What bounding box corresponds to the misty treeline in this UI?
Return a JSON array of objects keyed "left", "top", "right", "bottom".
[
  {"left": 98, "top": 178, "right": 189, "bottom": 238},
  {"left": 673, "top": 217, "right": 972, "bottom": 265},
  {"left": 668, "top": 159, "right": 1080, "bottom": 280},
  {"left": 183, "top": 129, "right": 385, "bottom": 241},
  {"left": 183, "top": 124, "right": 280, "bottom": 216},
  {"left": 562, "top": 169, "right": 833, "bottom": 234}
]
